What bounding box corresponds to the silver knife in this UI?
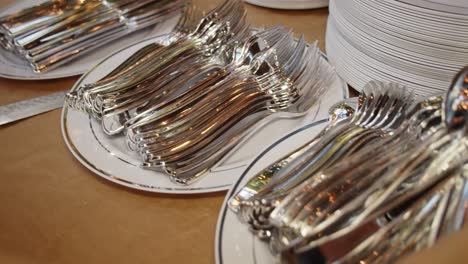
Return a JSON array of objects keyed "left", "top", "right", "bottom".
[{"left": 0, "top": 91, "right": 67, "bottom": 126}]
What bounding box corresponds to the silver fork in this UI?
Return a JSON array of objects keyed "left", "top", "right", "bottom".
[
  {"left": 133, "top": 33, "right": 332, "bottom": 184},
  {"left": 130, "top": 31, "right": 304, "bottom": 174},
  {"left": 36, "top": 0, "right": 188, "bottom": 73},
  {"left": 270, "top": 95, "right": 443, "bottom": 236},
  {"left": 122, "top": 27, "right": 292, "bottom": 143},
  {"left": 276, "top": 68, "right": 467, "bottom": 261},
  {"left": 68, "top": 0, "right": 248, "bottom": 121},
  {"left": 1, "top": 0, "right": 189, "bottom": 73}
]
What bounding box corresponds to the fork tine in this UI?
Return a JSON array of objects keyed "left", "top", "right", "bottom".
[{"left": 281, "top": 35, "right": 307, "bottom": 76}]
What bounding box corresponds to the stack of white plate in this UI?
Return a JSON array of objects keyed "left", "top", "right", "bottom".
[
  {"left": 244, "top": 0, "right": 328, "bottom": 10},
  {"left": 326, "top": 0, "right": 468, "bottom": 95}
]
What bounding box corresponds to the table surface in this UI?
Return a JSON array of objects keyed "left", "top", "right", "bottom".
[{"left": 0, "top": 1, "right": 466, "bottom": 264}]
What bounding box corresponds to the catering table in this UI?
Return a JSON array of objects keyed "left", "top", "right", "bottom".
[{"left": 0, "top": 0, "right": 465, "bottom": 263}]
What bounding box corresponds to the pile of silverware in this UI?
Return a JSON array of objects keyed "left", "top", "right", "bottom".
[
  {"left": 0, "top": 0, "right": 188, "bottom": 73},
  {"left": 229, "top": 67, "right": 468, "bottom": 263},
  {"left": 65, "top": 0, "right": 336, "bottom": 185}
]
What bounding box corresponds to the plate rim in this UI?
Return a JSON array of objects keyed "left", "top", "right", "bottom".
[
  {"left": 61, "top": 33, "right": 349, "bottom": 194},
  {"left": 60, "top": 33, "right": 237, "bottom": 194}
]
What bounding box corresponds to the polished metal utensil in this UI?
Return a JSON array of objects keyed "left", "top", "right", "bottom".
[
  {"left": 230, "top": 82, "right": 414, "bottom": 237},
  {"left": 68, "top": 0, "right": 248, "bottom": 122},
  {"left": 0, "top": 0, "right": 189, "bottom": 73},
  {"left": 228, "top": 97, "right": 358, "bottom": 212},
  {"left": 268, "top": 95, "right": 444, "bottom": 245},
  {"left": 287, "top": 171, "right": 457, "bottom": 264},
  {"left": 65, "top": 0, "right": 337, "bottom": 185},
  {"left": 136, "top": 29, "right": 332, "bottom": 185},
  {"left": 264, "top": 68, "right": 468, "bottom": 263}
]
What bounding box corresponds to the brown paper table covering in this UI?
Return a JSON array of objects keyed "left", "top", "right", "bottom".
[{"left": 0, "top": 0, "right": 465, "bottom": 263}]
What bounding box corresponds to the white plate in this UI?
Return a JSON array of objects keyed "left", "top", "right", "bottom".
[
  {"left": 244, "top": 0, "right": 328, "bottom": 10},
  {"left": 0, "top": 0, "right": 179, "bottom": 80},
  {"left": 215, "top": 120, "right": 329, "bottom": 264},
  {"left": 61, "top": 34, "right": 349, "bottom": 194}
]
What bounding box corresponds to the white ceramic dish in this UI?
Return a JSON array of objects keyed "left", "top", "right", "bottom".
[
  {"left": 244, "top": 0, "right": 328, "bottom": 10},
  {"left": 61, "top": 34, "right": 349, "bottom": 194},
  {"left": 0, "top": 0, "right": 179, "bottom": 80},
  {"left": 215, "top": 119, "right": 329, "bottom": 264},
  {"left": 326, "top": 0, "right": 468, "bottom": 96}
]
